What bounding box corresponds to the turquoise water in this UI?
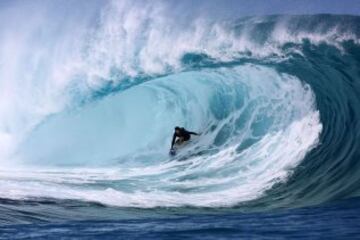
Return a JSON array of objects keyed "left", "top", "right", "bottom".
[{"left": 0, "top": 1, "right": 360, "bottom": 238}]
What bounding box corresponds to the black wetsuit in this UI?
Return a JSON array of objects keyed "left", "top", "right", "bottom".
[{"left": 171, "top": 128, "right": 198, "bottom": 148}]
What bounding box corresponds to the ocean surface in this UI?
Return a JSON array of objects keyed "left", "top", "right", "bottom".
[{"left": 0, "top": 1, "right": 360, "bottom": 239}]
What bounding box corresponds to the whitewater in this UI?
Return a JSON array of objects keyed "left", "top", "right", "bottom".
[{"left": 0, "top": 0, "right": 360, "bottom": 238}]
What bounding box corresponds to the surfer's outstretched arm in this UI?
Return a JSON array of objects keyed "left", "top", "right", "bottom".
[{"left": 188, "top": 131, "right": 199, "bottom": 136}]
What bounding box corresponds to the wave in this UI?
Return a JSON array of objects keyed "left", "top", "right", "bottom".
[{"left": 0, "top": 0, "right": 359, "bottom": 210}]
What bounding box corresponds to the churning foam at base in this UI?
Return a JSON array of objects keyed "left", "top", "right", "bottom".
[{"left": 0, "top": 114, "right": 321, "bottom": 208}]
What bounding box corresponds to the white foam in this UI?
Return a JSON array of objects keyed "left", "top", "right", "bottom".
[{"left": 0, "top": 111, "right": 321, "bottom": 208}]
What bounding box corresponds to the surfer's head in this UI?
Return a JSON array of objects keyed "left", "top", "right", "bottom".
[{"left": 175, "top": 126, "right": 181, "bottom": 134}]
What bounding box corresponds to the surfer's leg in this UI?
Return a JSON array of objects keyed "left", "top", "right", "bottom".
[{"left": 183, "top": 135, "right": 191, "bottom": 142}]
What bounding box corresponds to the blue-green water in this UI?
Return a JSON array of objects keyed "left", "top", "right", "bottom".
[
  {"left": 0, "top": 1, "right": 360, "bottom": 239},
  {"left": 1, "top": 197, "right": 360, "bottom": 239}
]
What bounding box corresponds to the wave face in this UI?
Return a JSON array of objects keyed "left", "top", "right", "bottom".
[{"left": 0, "top": 1, "right": 359, "bottom": 210}]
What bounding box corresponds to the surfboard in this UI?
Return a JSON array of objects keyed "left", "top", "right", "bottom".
[{"left": 169, "top": 148, "right": 176, "bottom": 156}]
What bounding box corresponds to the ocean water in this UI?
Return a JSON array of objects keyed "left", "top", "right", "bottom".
[
  {"left": 1, "top": 197, "right": 360, "bottom": 239},
  {"left": 0, "top": 1, "right": 360, "bottom": 239}
]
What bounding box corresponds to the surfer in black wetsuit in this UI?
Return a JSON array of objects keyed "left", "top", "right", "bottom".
[{"left": 170, "top": 126, "right": 199, "bottom": 150}]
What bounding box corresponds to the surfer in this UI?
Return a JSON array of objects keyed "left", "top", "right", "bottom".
[{"left": 170, "top": 126, "right": 199, "bottom": 150}]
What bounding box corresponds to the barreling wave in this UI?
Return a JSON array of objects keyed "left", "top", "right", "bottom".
[{"left": 0, "top": 0, "right": 359, "bottom": 211}]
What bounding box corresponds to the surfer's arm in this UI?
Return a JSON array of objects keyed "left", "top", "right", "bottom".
[
  {"left": 171, "top": 133, "right": 176, "bottom": 148},
  {"left": 188, "top": 131, "right": 199, "bottom": 136}
]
